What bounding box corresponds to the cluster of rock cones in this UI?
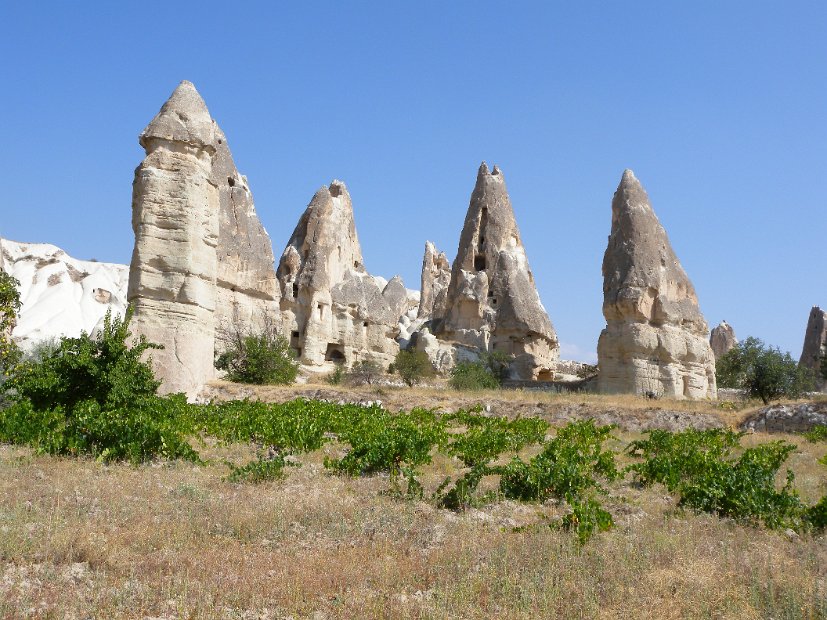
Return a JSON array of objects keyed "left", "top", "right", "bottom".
[{"left": 115, "top": 80, "right": 789, "bottom": 400}]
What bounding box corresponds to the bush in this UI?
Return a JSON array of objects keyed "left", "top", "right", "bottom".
[
  {"left": 392, "top": 349, "right": 435, "bottom": 387},
  {"left": 0, "top": 270, "right": 22, "bottom": 399},
  {"left": 346, "top": 359, "right": 383, "bottom": 385},
  {"left": 0, "top": 309, "right": 200, "bottom": 463},
  {"left": 449, "top": 361, "right": 499, "bottom": 390},
  {"left": 9, "top": 308, "right": 161, "bottom": 410},
  {"left": 327, "top": 363, "right": 344, "bottom": 385},
  {"left": 716, "top": 336, "right": 814, "bottom": 404},
  {"left": 215, "top": 326, "right": 298, "bottom": 385}
]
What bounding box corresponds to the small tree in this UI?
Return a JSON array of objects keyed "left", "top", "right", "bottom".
[
  {"left": 716, "top": 336, "right": 814, "bottom": 404},
  {"left": 392, "top": 349, "right": 435, "bottom": 386},
  {"left": 449, "top": 361, "right": 499, "bottom": 391},
  {"left": 0, "top": 270, "right": 22, "bottom": 405},
  {"left": 346, "top": 359, "right": 383, "bottom": 386},
  {"left": 215, "top": 323, "right": 298, "bottom": 385}
]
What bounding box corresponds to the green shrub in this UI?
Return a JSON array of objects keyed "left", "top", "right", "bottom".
[
  {"left": 716, "top": 337, "right": 814, "bottom": 404},
  {"left": 0, "top": 307, "right": 199, "bottom": 464},
  {"left": 679, "top": 442, "right": 804, "bottom": 529},
  {"left": 215, "top": 327, "right": 298, "bottom": 385},
  {"left": 0, "top": 270, "right": 21, "bottom": 405},
  {"left": 449, "top": 361, "right": 499, "bottom": 390},
  {"left": 226, "top": 453, "right": 293, "bottom": 483},
  {"left": 803, "top": 425, "right": 827, "bottom": 442},
  {"left": 392, "top": 349, "right": 435, "bottom": 387},
  {"left": 627, "top": 428, "right": 744, "bottom": 492},
  {"left": 562, "top": 497, "right": 615, "bottom": 545},
  {"left": 499, "top": 420, "right": 620, "bottom": 503},
  {"left": 8, "top": 308, "right": 161, "bottom": 411},
  {"left": 346, "top": 359, "right": 383, "bottom": 385},
  {"left": 327, "top": 363, "right": 344, "bottom": 385}
]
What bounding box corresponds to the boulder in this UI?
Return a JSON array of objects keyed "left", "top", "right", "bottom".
[
  {"left": 127, "top": 80, "right": 220, "bottom": 398},
  {"left": 710, "top": 320, "right": 737, "bottom": 360},
  {"left": 276, "top": 181, "right": 403, "bottom": 368},
  {"left": 597, "top": 170, "right": 716, "bottom": 399},
  {"left": 433, "top": 163, "right": 559, "bottom": 380},
  {"left": 799, "top": 306, "right": 826, "bottom": 390}
]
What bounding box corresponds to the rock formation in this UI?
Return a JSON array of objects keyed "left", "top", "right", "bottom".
[
  {"left": 276, "top": 181, "right": 404, "bottom": 369},
  {"left": 597, "top": 170, "right": 716, "bottom": 399},
  {"left": 799, "top": 306, "right": 826, "bottom": 390},
  {"left": 431, "top": 163, "right": 559, "bottom": 380},
  {"left": 417, "top": 241, "right": 451, "bottom": 320},
  {"left": 710, "top": 320, "right": 737, "bottom": 360},
  {"left": 212, "top": 126, "right": 279, "bottom": 350},
  {"left": 128, "top": 81, "right": 220, "bottom": 397},
  {"left": 3, "top": 240, "right": 127, "bottom": 350},
  {"left": 128, "top": 81, "right": 278, "bottom": 397}
]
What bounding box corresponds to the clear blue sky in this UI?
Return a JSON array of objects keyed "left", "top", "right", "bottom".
[{"left": 2, "top": 1, "right": 825, "bottom": 363}]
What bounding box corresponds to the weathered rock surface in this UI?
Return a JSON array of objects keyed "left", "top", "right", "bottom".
[
  {"left": 212, "top": 126, "right": 279, "bottom": 350},
  {"left": 740, "top": 401, "right": 827, "bottom": 433},
  {"left": 127, "top": 81, "right": 220, "bottom": 397},
  {"left": 3, "top": 240, "right": 127, "bottom": 351},
  {"left": 432, "top": 163, "right": 559, "bottom": 380},
  {"left": 276, "top": 181, "right": 403, "bottom": 368},
  {"left": 597, "top": 170, "right": 716, "bottom": 399},
  {"left": 799, "top": 306, "right": 826, "bottom": 390},
  {"left": 417, "top": 241, "right": 451, "bottom": 320},
  {"left": 710, "top": 320, "right": 737, "bottom": 360}
]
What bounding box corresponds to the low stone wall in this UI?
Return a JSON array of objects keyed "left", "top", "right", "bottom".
[{"left": 740, "top": 402, "right": 827, "bottom": 433}]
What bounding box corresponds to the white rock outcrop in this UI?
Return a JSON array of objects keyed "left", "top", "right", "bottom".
[
  {"left": 212, "top": 126, "right": 280, "bottom": 350},
  {"left": 276, "top": 181, "right": 405, "bottom": 369},
  {"left": 597, "top": 170, "right": 716, "bottom": 399},
  {"left": 430, "top": 163, "right": 559, "bottom": 380},
  {"left": 710, "top": 320, "right": 737, "bottom": 360},
  {"left": 417, "top": 241, "right": 451, "bottom": 320},
  {"left": 127, "top": 80, "right": 220, "bottom": 397},
  {"left": 2, "top": 239, "right": 127, "bottom": 350}
]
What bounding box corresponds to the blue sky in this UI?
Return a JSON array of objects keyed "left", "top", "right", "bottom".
[{"left": 1, "top": 1, "right": 825, "bottom": 363}]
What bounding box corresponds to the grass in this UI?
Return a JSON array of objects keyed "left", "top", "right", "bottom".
[{"left": 2, "top": 393, "right": 826, "bottom": 618}]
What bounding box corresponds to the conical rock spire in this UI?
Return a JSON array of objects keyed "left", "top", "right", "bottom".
[
  {"left": 140, "top": 81, "right": 217, "bottom": 149},
  {"left": 597, "top": 170, "right": 716, "bottom": 399},
  {"left": 277, "top": 181, "right": 405, "bottom": 368},
  {"left": 434, "top": 163, "right": 559, "bottom": 380},
  {"left": 799, "top": 306, "right": 826, "bottom": 391}
]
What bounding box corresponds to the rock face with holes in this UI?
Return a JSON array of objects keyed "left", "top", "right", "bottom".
[
  {"left": 597, "top": 170, "right": 716, "bottom": 399},
  {"left": 799, "top": 306, "right": 826, "bottom": 391},
  {"left": 276, "top": 181, "right": 404, "bottom": 369},
  {"left": 127, "top": 80, "right": 220, "bottom": 397},
  {"left": 212, "top": 125, "right": 280, "bottom": 350},
  {"left": 710, "top": 320, "right": 737, "bottom": 360},
  {"left": 430, "top": 163, "right": 559, "bottom": 380},
  {"left": 417, "top": 241, "right": 451, "bottom": 320}
]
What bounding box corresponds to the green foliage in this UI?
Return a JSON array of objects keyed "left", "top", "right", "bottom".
[
  {"left": 449, "top": 361, "right": 500, "bottom": 391},
  {"left": 561, "top": 497, "right": 615, "bottom": 545},
  {"left": 0, "top": 393, "right": 199, "bottom": 463},
  {"left": 326, "top": 363, "right": 344, "bottom": 385},
  {"left": 9, "top": 309, "right": 161, "bottom": 411},
  {"left": 215, "top": 326, "right": 298, "bottom": 385},
  {"left": 0, "top": 270, "right": 22, "bottom": 399},
  {"left": 435, "top": 412, "right": 549, "bottom": 509},
  {"left": 805, "top": 495, "right": 827, "bottom": 530},
  {"left": 627, "top": 429, "right": 744, "bottom": 492},
  {"left": 324, "top": 406, "right": 446, "bottom": 494},
  {"left": 803, "top": 425, "right": 827, "bottom": 442},
  {"left": 716, "top": 336, "right": 814, "bottom": 404},
  {"left": 346, "top": 359, "right": 383, "bottom": 385},
  {"left": 0, "top": 308, "right": 199, "bottom": 464},
  {"left": 499, "top": 420, "right": 620, "bottom": 503},
  {"left": 679, "top": 442, "right": 804, "bottom": 529},
  {"left": 392, "top": 349, "right": 435, "bottom": 386},
  {"left": 226, "top": 453, "right": 292, "bottom": 483},
  {"left": 448, "top": 351, "right": 513, "bottom": 391},
  {"left": 629, "top": 428, "right": 811, "bottom": 530}
]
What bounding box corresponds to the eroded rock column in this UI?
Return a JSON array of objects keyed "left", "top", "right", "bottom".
[
  {"left": 127, "top": 81, "right": 219, "bottom": 397},
  {"left": 597, "top": 170, "right": 716, "bottom": 399}
]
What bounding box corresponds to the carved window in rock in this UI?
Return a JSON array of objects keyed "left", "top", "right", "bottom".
[
  {"left": 474, "top": 254, "right": 486, "bottom": 271},
  {"left": 292, "top": 283, "right": 299, "bottom": 299},
  {"left": 318, "top": 303, "right": 325, "bottom": 320},
  {"left": 325, "top": 343, "right": 346, "bottom": 363}
]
